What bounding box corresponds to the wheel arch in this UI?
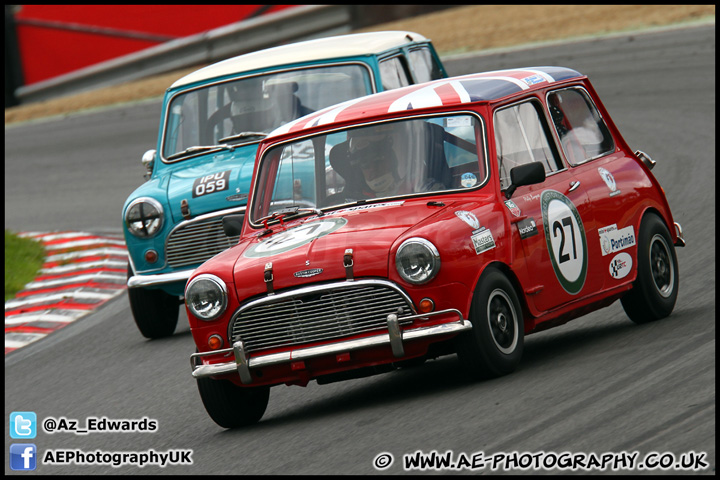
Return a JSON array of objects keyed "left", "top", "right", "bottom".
[{"left": 472, "top": 260, "right": 533, "bottom": 334}]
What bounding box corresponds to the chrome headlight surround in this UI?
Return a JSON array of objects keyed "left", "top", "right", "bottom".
[
  {"left": 185, "top": 274, "right": 228, "bottom": 321},
  {"left": 395, "top": 237, "right": 441, "bottom": 285},
  {"left": 124, "top": 197, "right": 164, "bottom": 238}
]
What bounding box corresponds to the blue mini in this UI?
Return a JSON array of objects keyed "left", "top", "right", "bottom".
[{"left": 121, "top": 31, "right": 447, "bottom": 338}]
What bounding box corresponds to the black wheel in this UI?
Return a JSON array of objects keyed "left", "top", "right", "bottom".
[
  {"left": 457, "top": 268, "right": 524, "bottom": 379},
  {"left": 621, "top": 213, "right": 679, "bottom": 323},
  {"left": 127, "top": 264, "right": 179, "bottom": 339},
  {"left": 197, "top": 376, "right": 270, "bottom": 429}
]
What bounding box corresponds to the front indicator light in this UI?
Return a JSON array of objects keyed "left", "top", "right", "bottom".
[
  {"left": 208, "top": 334, "right": 224, "bottom": 350},
  {"left": 185, "top": 274, "right": 228, "bottom": 321},
  {"left": 418, "top": 298, "right": 435, "bottom": 314}
]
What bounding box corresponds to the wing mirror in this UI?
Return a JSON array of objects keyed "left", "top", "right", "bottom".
[
  {"left": 141, "top": 149, "right": 156, "bottom": 179},
  {"left": 505, "top": 162, "right": 546, "bottom": 199},
  {"left": 222, "top": 214, "right": 245, "bottom": 237}
]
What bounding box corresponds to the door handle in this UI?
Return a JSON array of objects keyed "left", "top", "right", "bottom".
[{"left": 568, "top": 180, "right": 581, "bottom": 193}]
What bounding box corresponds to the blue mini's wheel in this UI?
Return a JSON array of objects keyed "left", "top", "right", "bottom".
[{"left": 127, "top": 265, "right": 179, "bottom": 339}]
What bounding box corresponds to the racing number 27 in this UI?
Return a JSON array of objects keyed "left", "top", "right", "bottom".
[{"left": 553, "top": 216, "right": 577, "bottom": 263}]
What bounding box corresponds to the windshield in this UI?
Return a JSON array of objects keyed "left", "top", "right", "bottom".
[
  {"left": 250, "top": 114, "right": 487, "bottom": 223},
  {"left": 162, "top": 64, "right": 372, "bottom": 161}
]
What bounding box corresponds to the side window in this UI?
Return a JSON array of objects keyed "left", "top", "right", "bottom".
[
  {"left": 407, "top": 47, "right": 443, "bottom": 83},
  {"left": 494, "top": 101, "right": 562, "bottom": 190},
  {"left": 379, "top": 56, "right": 411, "bottom": 90},
  {"left": 269, "top": 139, "right": 317, "bottom": 213},
  {"left": 547, "top": 88, "right": 614, "bottom": 165}
]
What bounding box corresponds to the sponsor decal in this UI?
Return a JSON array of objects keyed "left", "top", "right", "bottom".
[
  {"left": 332, "top": 201, "right": 404, "bottom": 216},
  {"left": 541, "top": 190, "right": 588, "bottom": 295},
  {"left": 598, "top": 167, "right": 621, "bottom": 197},
  {"left": 471, "top": 227, "right": 495, "bottom": 255},
  {"left": 517, "top": 217, "right": 538, "bottom": 239},
  {"left": 294, "top": 268, "right": 324, "bottom": 278},
  {"left": 522, "top": 74, "right": 546, "bottom": 86},
  {"left": 504, "top": 199, "right": 521, "bottom": 217},
  {"left": 599, "top": 224, "right": 636, "bottom": 256},
  {"left": 244, "top": 217, "right": 347, "bottom": 258},
  {"left": 455, "top": 210, "right": 480, "bottom": 230},
  {"left": 192, "top": 170, "right": 230, "bottom": 198},
  {"left": 609, "top": 252, "right": 632, "bottom": 279}
]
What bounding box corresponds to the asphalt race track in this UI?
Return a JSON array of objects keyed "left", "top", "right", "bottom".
[{"left": 5, "top": 25, "right": 715, "bottom": 474}]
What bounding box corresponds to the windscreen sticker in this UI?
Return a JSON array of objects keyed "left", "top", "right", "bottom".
[
  {"left": 599, "top": 224, "right": 636, "bottom": 256},
  {"left": 541, "top": 190, "right": 588, "bottom": 295},
  {"left": 244, "top": 217, "right": 347, "bottom": 258},
  {"left": 460, "top": 172, "right": 478, "bottom": 187}
]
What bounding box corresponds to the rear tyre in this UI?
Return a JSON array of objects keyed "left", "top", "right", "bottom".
[
  {"left": 127, "top": 264, "right": 179, "bottom": 339},
  {"left": 197, "top": 376, "right": 270, "bottom": 429},
  {"left": 457, "top": 268, "right": 524, "bottom": 379},
  {"left": 621, "top": 213, "right": 679, "bottom": 323}
]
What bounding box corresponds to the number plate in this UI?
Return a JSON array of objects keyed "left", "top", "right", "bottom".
[{"left": 192, "top": 170, "right": 230, "bottom": 198}]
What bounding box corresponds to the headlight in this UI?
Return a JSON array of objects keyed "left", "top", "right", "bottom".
[
  {"left": 395, "top": 238, "right": 440, "bottom": 285},
  {"left": 125, "top": 197, "right": 164, "bottom": 238},
  {"left": 185, "top": 274, "right": 228, "bottom": 321}
]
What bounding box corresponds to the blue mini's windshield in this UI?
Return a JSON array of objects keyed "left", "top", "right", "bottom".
[{"left": 162, "top": 64, "right": 372, "bottom": 161}]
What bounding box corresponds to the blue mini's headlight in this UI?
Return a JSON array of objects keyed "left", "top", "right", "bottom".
[
  {"left": 125, "top": 197, "right": 164, "bottom": 238},
  {"left": 395, "top": 238, "right": 440, "bottom": 285},
  {"left": 185, "top": 274, "right": 228, "bottom": 321}
]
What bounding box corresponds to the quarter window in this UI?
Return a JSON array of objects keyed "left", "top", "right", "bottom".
[
  {"left": 407, "top": 47, "right": 443, "bottom": 83},
  {"left": 494, "top": 101, "right": 562, "bottom": 190},
  {"left": 547, "top": 88, "right": 614, "bottom": 165},
  {"left": 379, "top": 56, "right": 411, "bottom": 90}
]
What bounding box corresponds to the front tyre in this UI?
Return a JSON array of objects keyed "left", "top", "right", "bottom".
[
  {"left": 457, "top": 268, "right": 524, "bottom": 379},
  {"left": 197, "top": 376, "right": 270, "bottom": 428},
  {"left": 127, "top": 264, "right": 179, "bottom": 339},
  {"left": 621, "top": 213, "right": 679, "bottom": 323}
]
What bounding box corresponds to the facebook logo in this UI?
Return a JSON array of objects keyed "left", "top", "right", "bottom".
[
  {"left": 10, "top": 411, "right": 37, "bottom": 439},
  {"left": 10, "top": 444, "right": 37, "bottom": 471}
]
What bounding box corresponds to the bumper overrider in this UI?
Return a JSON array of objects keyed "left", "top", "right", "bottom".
[{"left": 191, "top": 309, "right": 472, "bottom": 384}]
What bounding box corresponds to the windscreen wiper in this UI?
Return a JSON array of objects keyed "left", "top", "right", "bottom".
[
  {"left": 256, "top": 206, "right": 324, "bottom": 228},
  {"left": 166, "top": 144, "right": 235, "bottom": 160},
  {"left": 218, "top": 131, "right": 268, "bottom": 143}
]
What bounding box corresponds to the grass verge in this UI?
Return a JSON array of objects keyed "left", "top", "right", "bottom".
[{"left": 5, "top": 230, "right": 46, "bottom": 301}]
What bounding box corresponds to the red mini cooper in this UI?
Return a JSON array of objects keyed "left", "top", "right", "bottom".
[{"left": 185, "top": 66, "right": 684, "bottom": 428}]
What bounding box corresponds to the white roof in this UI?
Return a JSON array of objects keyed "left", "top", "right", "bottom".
[{"left": 171, "top": 31, "right": 428, "bottom": 88}]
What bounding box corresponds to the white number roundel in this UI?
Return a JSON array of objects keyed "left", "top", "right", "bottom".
[
  {"left": 244, "top": 217, "right": 347, "bottom": 258},
  {"left": 541, "top": 190, "right": 587, "bottom": 294}
]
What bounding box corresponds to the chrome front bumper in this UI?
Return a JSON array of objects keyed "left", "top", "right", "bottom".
[
  {"left": 191, "top": 309, "right": 472, "bottom": 383},
  {"left": 127, "top": 269, "right": 194, "bottom": 289}
]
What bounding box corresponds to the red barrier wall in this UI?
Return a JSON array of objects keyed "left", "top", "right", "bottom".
[{"left": 13, "top": 5, "right": 296, "bottom": 85}]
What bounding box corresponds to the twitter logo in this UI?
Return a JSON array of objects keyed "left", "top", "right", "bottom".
[{"left": 10, "top": 412, "right": 37, "bottom": 439}]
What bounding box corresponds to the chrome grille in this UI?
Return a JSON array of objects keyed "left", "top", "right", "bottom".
[
  {"left": 230, "top": 282, "right": 414, "bottom": 353},
  {"left": 166, "top": 212, "right": 241, "bottom": 268}
]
